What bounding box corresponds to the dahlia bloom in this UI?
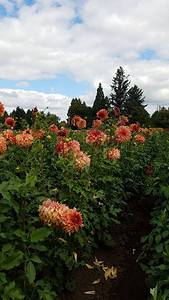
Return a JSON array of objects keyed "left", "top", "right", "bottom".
[
  {"left": 39, "top": 199, "right": 83, "bottom": 235},
  {"left": 3, "top": 129, "right": 16, "bottom": 145},
  {"left": 107, "top": 148, "right": 120, "bottom": 161},
  {"left": 130, "top": 122, "right": 140, "bottom": 133},
  {"left": 0, "top": 136, "right": 7, "bottom": 155},
  {"left": 71, "top": 115, "right": 81, "bottom": 126},
  {"left": 134, "top": 134, "right": 145, "bottom": 144},
  {"left": 16, "top": 133, "right": 34, "bottom": 148},
  {"left": 67, "top": 140, "right": 80, "bottom": 157},
  {"left": 114, "top": 106, "right": 120, "bottom": 116},
  {"left": 55, "top": 139, "right": 80, "bottom": 157},
  {"left": 86, "top": 130, "right": 107, "bottom": 146},
  {"left": 97, "top": 109, "right": 108, "bottom": 121},
  {"left": 76, "top": 118, "right": 86, "bottom": 129},
  {"left": 146, "top": 165, "right": 153, "bottom": 175},
  {"left": 61, "top": 207, "right": 83, "bottom": 235},
  {"left": 57, "top": 129, "right": 69, "bottom": 139},
  {"left": 92, "top": 119, "right": 102, "bottom": 128},
  {"left": 0, "top": 102, "right": 4, "bottom": 116},
  {"left": 119, "top": 116, "right": 128, "bottom": 125},
  {"left": 23, "top": 128, "right": 34, "bottom": 135},
  {"left": 50, "top": 124, "right": 58, "bottom": 133},
  {"left": 34, "top": 129, "right": 45, "bottom": 140},
  {"left": 115, "top": 126, "right": 132, "bottom": 143},
  {"left": 5, "top": 117, "right": 15, "bottom": 128},
  {"left": 75, "top": 151, "right": 90, "bottom": 171}
]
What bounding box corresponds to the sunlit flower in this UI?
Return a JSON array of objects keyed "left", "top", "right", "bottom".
[
  {"left": 92, "top": 119, "right": 102, "bottom": 128},
  {"left": 97, "top": 109, "right": 108, "bottom": 120},
  {"left": 75, "top": 151, "right": 90, "bottom": 170},
  {"left": 86, "top": 130, "right": 107, "bottom": 146},
  {"left": 0, "top": 136, "right": 7, "bottom": 155},
  {"left": 134, "top": 134, "right": 145, "bottom": 143},
  {"left": 107, "top": 148, "right": 120, "bottom": 161},
  {"left": 71, "top": 115, "right": 81, "bottom": 126},
  {"left": 115, "top": 126, "right": 131, "bottom": 143},
  {"left": 114, "top": 106, "right": 120, "bottom": 116},
  {"left": 3, "top": 129, "right": 16, "bottom": 145},
  {"left": 5, "top": 117, "right": 15, "bottom": 128},
  {"left": 76, "top": 118, "right": 86, "bottom": 129},
  {"left": 61, "top": 207, "right": 83, "bottom": 235},
  {"left": 16, "top": 133, "right": 34, "bottom": 148},
  {"left": 50, "top": 124, "right": 58, "bottom": 132},
  {"left": 0, "top": 102, "right": 4, "bottom": 116},
  {"left": 130, "top": 122, "right": 140, "bottom": 132}
]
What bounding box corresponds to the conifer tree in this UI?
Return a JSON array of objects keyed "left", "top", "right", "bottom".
[
  {"left": 110, "top": 66, "right": 130, "bottom": 112},
  {"left": 92, "top": 83, "right": 109, "bottom": 115}
]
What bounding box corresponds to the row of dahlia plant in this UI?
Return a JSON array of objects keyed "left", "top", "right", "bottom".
[
  {"left": 139, "top": 132, "right": 169, "bottom": 300},
  {"left": 0, "top": 100, "right": 165, "bottom": 299}
]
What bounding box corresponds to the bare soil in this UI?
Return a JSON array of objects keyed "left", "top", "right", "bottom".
[{"left": 58, "top": 196, "right": 154, "bottom": 300}]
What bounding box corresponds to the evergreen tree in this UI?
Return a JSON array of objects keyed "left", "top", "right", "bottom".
[
  {"left": 110, "top": 66, "right": 130, "bottom": 112},
  {"left": 124, "top": 84, "right": 147, "bottom": 121},
  {"left": 92, "top": 83, "right": 109, "bottom": 115}
]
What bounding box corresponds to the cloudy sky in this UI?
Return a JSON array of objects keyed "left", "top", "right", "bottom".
[{"left": 0, "top": 0, "right": 169, "bottom": 120}]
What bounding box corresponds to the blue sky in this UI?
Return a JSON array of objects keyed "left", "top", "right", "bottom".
[{"left": 0, "top": 0, "right": 169, "bottom": 120}]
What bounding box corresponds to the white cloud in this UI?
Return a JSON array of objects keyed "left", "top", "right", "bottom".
[
  {"left": 15, "top": 81, "right": 30, "bottom": 87},
  {"left": 0, "top": 89, "right": 71, "bottom": 120},
  {"left": 0, "top": 0, "right": 169, "bottom": 116}
]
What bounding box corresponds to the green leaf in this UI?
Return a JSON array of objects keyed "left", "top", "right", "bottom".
[
  {"left": 156, "top": 243, "right": 163, "bottom": 253},
  {"left": 0, "top": 214, "right": 9, "bottom": 223},
  {"left": 155, "top": 235, "right": 161, "bottom": 244},
  {"left": 30, "top": 228, "right": 51, "bottom": 243},
  {"left": 2, "top": 251, "right": 24, "bottom": 270},
  {"left": 26, "top": 261, "right": 36, "bottom": 284},
  {"left": 29, "top": 245, "right": 47, "bottom": 251},
  {"left": 2, "top": 243, "right": 15, "bottom": 253},
  {"left": 31, "top": 255, "right": 42, "bottom": 264},
  {"left": 0, "top": 272, "right": 7, "bottom": 284},
  {"left": 14, "top": 229, "right": 27, "bottom": 242},
  {"left": 150, "top": 285, "right": 158, "bottom": 300},
  {"left": 163, "top": 230, "right": 169, "bottom": 238}
]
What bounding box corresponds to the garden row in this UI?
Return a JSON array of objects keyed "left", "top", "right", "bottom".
[{"left": 0, "top": 102, "right": 167, "bottom": 299}]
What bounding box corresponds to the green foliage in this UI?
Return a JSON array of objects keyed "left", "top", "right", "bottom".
[{"left": 151, "top": 108, "right": 169, "bottom": 128}]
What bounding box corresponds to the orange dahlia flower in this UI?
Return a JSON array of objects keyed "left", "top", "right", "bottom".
[
  {"left": 0, "top": 136, "right": 7, "bottom": 155},
  {"left": 134, "top": 134, "right": 145, "bottom": 143},
  {"left": 71, "top": 115, "right": 81, "bottom": 126},
  {"left": 86, "top": 130, "right": 107, "bottom": 146},
  {"left": 5, "top": 117, "right": 15, "bottom": 128},
  {"left": 107, "top": 148, "right": 120, "bottom": 161},
  {"left": 92, "top": 119, "right": 102, "bottom": 128},
  {"left": 130, "top": 122, "right": 140, "bottom": 133},
  {"left": 50, "top": 124, "right": 58, "bottom": 132},
  {"left": 61, "top": 208, "right": 83, "bottom": 235},
  {"left": 76, "top": 118, "right": 86, "bottom": 129},
  {"left": 0, "top": 102, "right": 4, "bottom": 116},
  {"left": 16, "top": 133, "right": 34, "bottom": 148},
  {"left": 3, "top": 129, "right": 16, "bottom": 145},
  {"left": 97, "top": 109, "right": 108, "bottom": 120},
  {"left": 115, "top": 126, "right": 132, "bottom": 143},
  {"left": 75, "top": 151, "right": 90, "bottom": 171},
  {"left": 114, "top": 106, "right": 120, "bottom": 116}
]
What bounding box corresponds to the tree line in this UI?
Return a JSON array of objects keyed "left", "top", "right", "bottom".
[{"left": 1, "top": 66, "right": 169, "bottom": 129}]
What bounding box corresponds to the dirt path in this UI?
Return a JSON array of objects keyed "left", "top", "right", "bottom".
[{"left": 59, "top": 196, "right": 154, "bottom": 300}]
